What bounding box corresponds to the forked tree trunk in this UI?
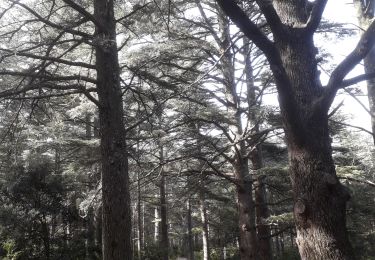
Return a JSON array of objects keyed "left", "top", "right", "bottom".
[
  {"left": 216, "top": 0, "right": 367, "bottom": 258},
  {"left": 94, "top": 0, "right": 132, "bottom": 259},
  {"left": 272, "top": 3, "right": 354, "bottom": 259}
]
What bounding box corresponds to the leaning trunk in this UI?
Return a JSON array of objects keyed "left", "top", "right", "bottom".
[{"left": 94, "top": 0, "right": 132, "bottom": 259}]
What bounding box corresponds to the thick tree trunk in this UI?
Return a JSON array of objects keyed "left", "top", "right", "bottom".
[
  {"left": 275, "top": 23, "right": 354, "bottom": 260},
  {"left": 94, "top": 0, "right": 132, "bottom": 259},
  {"left": 266, "top": 3, "right": 355, "bottom": 259}
]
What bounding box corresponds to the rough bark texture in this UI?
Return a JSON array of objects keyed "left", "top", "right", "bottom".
[
  {"left": 94, "top": 0, "right": 132, "bottom": 259},
  {"left": 215, "top": 0, "right": 375, "bottom": 258},
  {"left": 272, "top": 4, "right": 353, "bottom": 259}
]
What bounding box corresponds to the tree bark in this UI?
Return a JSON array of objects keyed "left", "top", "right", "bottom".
[
  {"left": 199, "top": 194, "right": 210, "bottom": 260},
  {"left": 250, "top": 147, "right": 272, "bottom": 260},
  {"left": 137, "top": 171, "right": 144, "bottom": 259},
  {"left": 217, "top": 11, "right": 258, "bottom": 260},
  {"left": 93, "top": 0, "right": 132, "bottom": 259},
  {"left": 159, "top": 144, "right": 169, "bottom": 260},
  {"left": 215, "top": 0, "right": 370, "bottom": 259},
  {"left": 244, "top": 37, "right": 272, "bottom": 260},
  {"left": 272, "top": 4, "right": 354, "bottom": 259},
  {"left": 154, "top": 205, "right": 160, "bottom": 243}
]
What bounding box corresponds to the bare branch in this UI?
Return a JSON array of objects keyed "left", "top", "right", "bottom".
[
  {"left": 0, "top": 48, "right": 95, "bottom": 69},
  {"left": 341, "top": 72, "right": 375, "bottom": 87},
  {"left": 0, "top": 70, "right": 97, "bottom": 84}
]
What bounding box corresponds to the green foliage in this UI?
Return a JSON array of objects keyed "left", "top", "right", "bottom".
[{"left": 1, "top": 239, "right": 23, "bottom": 260}]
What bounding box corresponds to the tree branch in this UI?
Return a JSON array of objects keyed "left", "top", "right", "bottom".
[
  {"left": 0, "top": 48, "right": 95, "bottom": 69},
  {"left": 62, "top": 0, "right": 105, "bottom": 31},
  {"left": 255, "top": 0, "right": 285, "bottom": 36},
  {"left": 320, "top": 19, "right": 375, "bottom": 111},
  {"left": 303, "top": 0, "right": 328, "bottom": 33},
  {"left": 9, "top": 0, "right": 92, "bottom": 38},
  {"left": 216, "top": 0, "right": 278, "bottom": 61},
  {"left": 341, "top": 72, "right": 375, "bottom": 87}
]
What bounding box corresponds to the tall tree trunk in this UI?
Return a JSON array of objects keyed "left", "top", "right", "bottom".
[
  {"left": 244, "top": 37, "right": 272, "bottom": 260},
  {"left": 137, "top": 171, "right": 144, "bottom": 259},
  {"left": 200, "top": 194, "right": 210, "bottom": 260},
  {"left": 354, "top": 0, "right": 375, "bottom": 144},
  {"left": 250, "top": 148, "right": 272, "bottom": 260},
  {"left": 218, "top": 12, "right": 258, "bottom": 259},
  {"left": 93, "top": 1, "right": 132, "bottom": 259},
  {"left": 159, "top": 144, "right": 169, "bottom": 260},
  {"left": 95, "top": 206, "right": 102, "bottom": 254},
  {"left": 154, "top": 205, "right": 160, "bottom": 243},
  {"left": 41, "top": 214, "right": 51, "bottom": 260},
  {"left": 86, "top": 207, "right": 96, "bottom": 260},
  {"left": 136, "top": 130, "right": 144, "bottom": 259},
  {"left": 187, "top": 199, "right": 195, "bottom": 260}
]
